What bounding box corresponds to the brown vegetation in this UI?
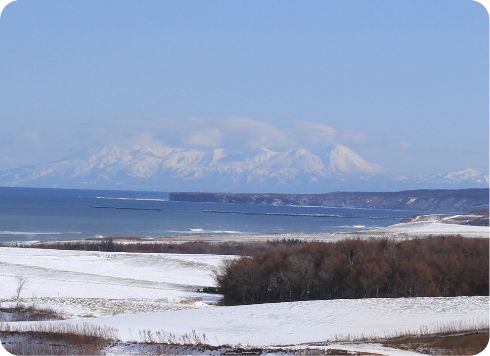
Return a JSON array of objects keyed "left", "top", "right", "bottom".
[
  {"left": 0, "top": 304, "right": 64, "bottom": 322},
  {"left": 0, "top": 323, "right": 117, "bottom": 355},
  {"left": 216, "top": 236, "right": 489, "bottom": 305},
  {"left": 23, "top": 238, "right": 304, "bottom": 255},
  {"left": 383, "top": 331, "right": 489, "bottom": 355}
]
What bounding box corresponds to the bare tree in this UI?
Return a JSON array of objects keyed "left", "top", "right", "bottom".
[{"left": 15, "top": 276, "right": 27, "bottom": 306}]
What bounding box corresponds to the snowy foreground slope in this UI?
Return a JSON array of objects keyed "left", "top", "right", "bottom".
[
  {"left": 0, "top": 247, "right": 233, "bottom": 314},
  {"left": 21, "top": 296, "right": 490, "bottom": 347},
  {"left": 0, "top": 247, "right": 488, "bottom": 351}
]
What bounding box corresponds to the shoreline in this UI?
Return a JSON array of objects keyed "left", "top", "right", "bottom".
[{"left": 5, "top": 219, "right": 488, "bottom": 248}]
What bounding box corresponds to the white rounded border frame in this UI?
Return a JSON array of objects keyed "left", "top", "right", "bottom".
[
  {"left": 474, "top": 2, "right": 490, "bottom": 355},
  {"left": 0, "top": 1, "right": 488, "bottom": 355},
  {"left": 0, "top": 0, "right": 15, "bottom": 18}
]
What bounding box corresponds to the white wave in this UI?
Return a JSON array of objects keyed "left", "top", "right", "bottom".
[
  {"left": 211, "top": 230, "right": 243, "bottom": 234},
  {"left": 0, "top": 231, "right": 81, "bottom": 236},
  {"left": 188, "top": 228, "right": 242, "bottom": 234},
  {"left": 263, "top": 212, "right": 342, "bottom": 218},
  {"left": 96, "top": 196, "right": 168, "bottom": 202}
]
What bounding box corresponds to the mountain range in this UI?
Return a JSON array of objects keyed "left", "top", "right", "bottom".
[{"left": 0, "top": 143, "right": 487, "bottom": 192}]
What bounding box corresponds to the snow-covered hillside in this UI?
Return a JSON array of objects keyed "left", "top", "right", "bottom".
[
  {"left": 0, "top": 247, "right": 487, "bottom": 352},
  {"left": 0, "top": 247, "right": 231, "bottom": 315},
  {"left": 89, "top": 296, "right": 488, "bottom": 345},
  {"left": 11, "top": 296, "right": 489, "bottom": 347}
]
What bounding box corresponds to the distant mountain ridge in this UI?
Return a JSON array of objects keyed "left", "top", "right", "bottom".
[
  {"left": 0, "top": 143, "right": 384, "bottom": 191},
  {"left": 0, "top": 143, "right": 487, "bottom": 192},
  {"left": 169, "top": 188, "right": 490, "bottom": 213}
]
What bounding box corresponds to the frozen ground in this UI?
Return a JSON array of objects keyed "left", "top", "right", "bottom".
[{"left": 0, "top": 247, "right": 233, "bottom": 316}]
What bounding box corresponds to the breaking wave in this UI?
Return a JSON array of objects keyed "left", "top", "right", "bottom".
[
  {"left": 96, "top": 196, "right": 168, "bottom": 202},
  {"left": 189, "top": 228, "right": 243, "bottom": 234},
  {"left": 166, "top": 228, "right": 244, "bottom": 234}
]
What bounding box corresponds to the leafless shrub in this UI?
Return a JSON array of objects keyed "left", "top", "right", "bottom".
[{"left": 14, "top": 276, "right": 26, "bottom": 306}]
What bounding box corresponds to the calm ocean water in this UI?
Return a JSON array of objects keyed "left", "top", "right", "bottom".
[{"left": 0, "top": 187, "right": 420, "bottom": 243}]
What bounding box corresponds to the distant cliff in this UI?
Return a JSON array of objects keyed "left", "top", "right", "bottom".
[{"left": 169, "top": 188, "right": 489, "bottom": 213}]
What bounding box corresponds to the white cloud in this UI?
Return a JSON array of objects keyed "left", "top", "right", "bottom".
[
  {"left": 222, "top": 117, "right": 293, "bottom": 149},
  {"left": 128, "top": 132, "right": 164, "bottom": 147},
  {"left": 83, "top": 116, "right": 368, "bottom": 153},
  {"left": 185, "top": 128, "right": 222, "bottom": 147},
  {"left": 295, "top": 121, "right": 336, "bottom": 146},
  {"left": 341, "top": 130, "right": 367, "bottom": 145}
]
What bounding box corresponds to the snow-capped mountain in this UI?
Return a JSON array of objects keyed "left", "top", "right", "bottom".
[
  {"left": 0, "top": 143, "right": 486, "bottom": 191},
  {"left": 406, "top": 168, "right": 490, "bottom": 189},
  {"left": 444, "top": 168, "right": 489, "bottom": 184},
  {"left": 329, "top": 145, "right": 381, "bottom": 174},
  {"left": 0, "top": 144, "right": 386, "bottom": 191}
]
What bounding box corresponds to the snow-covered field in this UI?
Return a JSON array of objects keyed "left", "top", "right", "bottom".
[
  {"left": 364, "top": 221, "right": 489, "bottom": 238},
  {"left": 10, "top": 296, "right": 489, "bottom": 347},
  {"left": 0, "top": 247, "right": 233, "bottom": 315},
  {"left": 1, "top": 239, "right": 488, "bottom": 354},
  {"left": 86, "top": 296, "right": 489, "bottom": 345},
  {"left": 161, "top": 220, "right": 490, "bottom": 242}
]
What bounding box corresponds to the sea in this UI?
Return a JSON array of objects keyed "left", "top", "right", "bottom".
[{"left": 0, "top": 187, "right": 422, "bottom": 243}]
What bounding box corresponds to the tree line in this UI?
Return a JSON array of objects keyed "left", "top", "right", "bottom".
[
  {"left": 215, "top": 236, "right": 489, "bottom": 305},
  {"left": 22, "top": 238, "right": 304, "bottom": 255}
]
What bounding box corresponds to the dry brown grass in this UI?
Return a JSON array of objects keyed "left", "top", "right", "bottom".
[
  {"left": 0, "top": 303, "right": 65, "bottom": 322},
  {"left": 137, "top": 328, "right": 208, "bottom": 345},
  {"left": 0, "top": 322, "right": 117, "bottom": 355},
  {"left": 179, "top": 296, "right": 204, "bottom": 305},
  {"left": 17, "top": 238, "right": 304, "bottom": 255},
  {"left": 383, "top": 331, "right": 489, "bottom": 355}
]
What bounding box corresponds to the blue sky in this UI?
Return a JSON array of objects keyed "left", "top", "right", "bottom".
[{"left": 0, "top": 0, "right": 488, "bottom": 179}]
